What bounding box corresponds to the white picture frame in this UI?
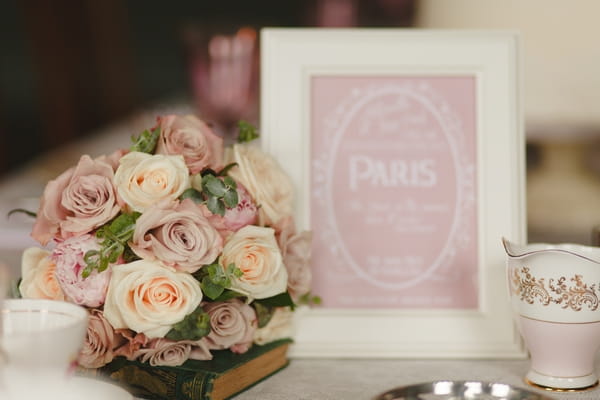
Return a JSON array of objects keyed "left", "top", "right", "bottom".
[{"left": 260, "top": 28, "right": 526, "bottom": 358}]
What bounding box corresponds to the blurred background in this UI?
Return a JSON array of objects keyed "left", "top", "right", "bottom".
[{"left": 1, "top": 0, "right": 600, "bottom": 275}]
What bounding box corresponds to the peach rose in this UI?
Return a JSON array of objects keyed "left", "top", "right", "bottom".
[
  {"left": 103, "top": 259, "right": 203, "bottom": 338},
  {"left": 204, "top": 299, "right": 257, "bottom": 354},
  {"left": 19, "top": 247, "right": 65, "bottom": 301},
  {"left": 220, "top": 225, "right": 288, "bottom": 300},
  {"left": 113, "top": 152, "right": 190, "bottom": 213},
  {"left": 155, "top": 114, "right": 223, "bottom": 174},
  {"left": 253, "top": 307, "right": 294, "bottom": 345},
  {"left": 135, "top": 337, "right": 212, "bottom": 367},
  {"left": 31, "top": 155, "right": 120, "bottom": 245},
  {"left": 226, "top": 144, "right": 293, "bottom": 226},
  {"left": 130, "top": 199, "right": 222, "bottom": 273},
  {"left": 78, "top": 309, "right": 126, "bottom": 369}
]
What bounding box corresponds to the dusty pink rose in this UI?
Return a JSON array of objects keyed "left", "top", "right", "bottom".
[
  {"left": 136, "top": 337, "right": 212, "bottom": 367},
  {"left": 19, "top": 247, "right": 65, "bottom": 301},
  {"left": 155, "top": 114, "right": 223, "bottom": 174},
  {"left": 95, "top": 148, "right": 129, "bottom": 171},
  {"left": 204, "top": 299, "right": 257, "bottom": 354},
  {"left": 113, "top": 330, "right": 149, "bottom": 360},
  {"left": 52, "top": 234, "right": 112, "bottom": 307},
  {"left": 78, "top": 309, "right": 126, "bottom": 369},
  {"left": 31, "top": 155, "right": 120, "bottom": 245},
  {"left": 198, "top": 184, "right": 258, "bottom": 240},
  {"left": 130, "top": 199, "right": 223, "bottom": 273},
  {"left": 275, "top": 217, "right": 312, "bottom": 300}
]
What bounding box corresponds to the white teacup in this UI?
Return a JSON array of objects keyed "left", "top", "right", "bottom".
[{"left": 0, "top": 299, "right": 88, "bottom": 398}]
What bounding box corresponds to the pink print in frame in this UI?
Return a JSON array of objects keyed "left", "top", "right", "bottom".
[
  {"left": 260, "top": 29, "right": 526, "bottom": 359},
  {"left": 310, "top": 76, "right": 478, "bottom": 309}
]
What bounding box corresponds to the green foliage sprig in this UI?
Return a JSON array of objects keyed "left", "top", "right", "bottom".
[
  {"left": 194, "top": 262, "right": 244, "bottom": 301},
  {"left": 130, "top": 126, "right": 161, "bottom": 153},
  {"left": 165, "top": 307, "right": 211, "bottom": 341},
  {"left": 179, "top": 168, "right": 239, "bottom": 216},
  {"left": 252, "top": 292, "right": 296, "bottom": 328},
  {"left": 237, "top": 120, "right": 259, "bottom": 143},
  {"left": 83, "top": 212, "right": 141, "bottom": 278}
]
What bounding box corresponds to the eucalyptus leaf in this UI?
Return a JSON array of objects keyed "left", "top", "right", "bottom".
[
  {"left": 130, "top": 127, "right": 160, "bottom": 153},
  {"left": 202, "top": 175, "right": 227, "bottom": 197},
  {"left": 217, "top": 163, "right": 238, "bottom": 176},
  {"left": 213, "top": 289, "right": 245, "bottom": 302},
  {"left": 207, "top": 196, "right": 225, "bottom": 216},
  {"left": 201, "top": 276, "right": 225, "bottom": 300},
  {"left": 222, "top": 176, "right": 236, "bottom": 189},
  {"left": 180, "top": 188, "right": 204, "bottom": 204},
  {"left": 253, "top": 302, "right": 275, "bottom": 328},
  {"left": 223, "top": 189, "right": 239, "bottom": 208},
  {"left": 165, "top": 308, "right": 211, "bottom": 341}
]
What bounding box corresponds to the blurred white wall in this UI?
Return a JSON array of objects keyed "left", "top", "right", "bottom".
[{"left": 416, "top": 0, "right": 600, "bottom": 136}]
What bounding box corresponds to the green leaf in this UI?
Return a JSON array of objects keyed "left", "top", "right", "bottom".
[
  {"left": 179, "top": 188, "right": 204, "bottom": 204},
  {"left": 253, "top": 302, "right": 275, "bottom": 328},
  {"left": 130, "top": 127, "right": 161, "bottom": 153},
  {"left": 165, "top": 307, "right": 211, "bottom": 341},
  {"left": 226, "top": 263, "right": 243, "bottom": 279},
  {"left": 298, "top": 292, "right": 322, "bottom": 306},
  {"left": 237, "top": 121, "right": 259, "bottom": 143},
  {"left": 202, "top": 175, "right": 227, "bottom": 197},
  {"left": 201, "top": 276, "right": 225, "bottom": 300},
  {"left": 217, "top": 163, "right": 238, "bottom": 176},
  {"left": 207, "top": 196, "right": 225, "bottom": 216},
  {"left": 7, "top": 208, "right": 37, "bottom": 219},
  {"left": 222, "top": 176, "right": 236, "bottom": 189},
  {"left": 213, "top": 289, "right": 245, "bottom": 302},
  {"left": 255, "top": 291, "right": 295, "bottom": 310},
  {"left": 223, "top": 189, "right": 239, "bottom": 208}
]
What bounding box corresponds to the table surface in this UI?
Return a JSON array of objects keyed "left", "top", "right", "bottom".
[{"left": 231, "top": 357, "right": 600, "bottom": 400}]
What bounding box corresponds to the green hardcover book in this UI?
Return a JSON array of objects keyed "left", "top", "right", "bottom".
[{"left": 93, "top": 339, "right": 291, "bottom": 400}]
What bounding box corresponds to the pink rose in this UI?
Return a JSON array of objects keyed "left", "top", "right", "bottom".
[
  {"left": 95, "top": 148, "right": 129, "bottom": 171},
  {"left": 78, "top": 309, "right": 126, "bottom": 369},
  {"left": 199, "top": 184, "right": 258, "bottom": 239},
  {"left": 113, "top": 330, "right": 149, "bottom": 360},
  {"left": 275, "top": 217, "right": 312, "bottom": 301},
  {"left": 204, "top": 299, "right": 257, "bottom": 354},
  {"left": 19, "top": 247, "right": 65, "bottom": 301},
  {"left": 52, "top": 234, "right": 112, "bottom": 307},
  {"left": 130, "top": 199, "right": 223, "bottom": 273},
  {"left": 32, "top": 155, "right": 121, "bottom": 245},
  {"left": 136, "top": 337, "right": 212, "bottom": 367},
  {"left": 155, "top": 114, "right": 223, "bottom": 174}
]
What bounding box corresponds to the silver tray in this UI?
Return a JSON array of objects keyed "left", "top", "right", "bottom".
[{"left": 373, "top": 381, "right": 553, "bottom": 400}]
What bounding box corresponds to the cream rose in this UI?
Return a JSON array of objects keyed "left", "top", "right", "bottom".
[
  {"left": 220, "top": 225, "right": 288, "bottom": 300},
  {"left": 103, "top": 260, "right": 203, "bottom": 338},
  {"left": 226, "top": 144, "right": 293, "bottom": 226},
  {"left": 113, "top": 152, "right": 190, "bottom": 212},
  {"left": 19, "top": 247, "right": 65, "bottom": 301},
  {"left": 253, "top": 307, "right": 294, "bottom": 345},
  {"left": 155, "top": 114, "right": 223, "bottom": 174},
  {"left": 130, "top": 199, "right": 223, "bottom": 273}
]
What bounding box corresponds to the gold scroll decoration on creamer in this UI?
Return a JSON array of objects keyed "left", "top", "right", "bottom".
[{"left": 510, "top": 266, "right": 600, "bottom": 311}]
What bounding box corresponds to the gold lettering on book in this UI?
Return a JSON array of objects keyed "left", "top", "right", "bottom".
[{"left": 510, "top": 267, "right": 599, "bottom": 311}]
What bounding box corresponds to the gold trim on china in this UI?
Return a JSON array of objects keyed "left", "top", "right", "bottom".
[{"left": 510, "top": 267, "right": 600, "bottom": 311}]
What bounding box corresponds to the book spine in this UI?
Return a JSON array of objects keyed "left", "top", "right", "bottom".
[{"left": 100, "top": 363, "right": 216, "bottom": 400}]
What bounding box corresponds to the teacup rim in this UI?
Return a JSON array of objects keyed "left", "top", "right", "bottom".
[
  {"left": 1, "top": 298, "right": 88, "bottom": 333},
  {"left": 502, "top": 237, "right": 600, "bottom": 264}
]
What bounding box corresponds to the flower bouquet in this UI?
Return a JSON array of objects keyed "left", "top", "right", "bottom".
[{"left": 17, "top": 115, "right": 313, "bottom": 398}]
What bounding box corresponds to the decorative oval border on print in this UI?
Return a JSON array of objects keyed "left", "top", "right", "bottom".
[{"left": 312, "top": 79, "right": 476, "bottom": 290}]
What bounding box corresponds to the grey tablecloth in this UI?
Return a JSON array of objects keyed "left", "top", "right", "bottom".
[{"left": 232, "top": 357, "right": 600, "bottom": 400}]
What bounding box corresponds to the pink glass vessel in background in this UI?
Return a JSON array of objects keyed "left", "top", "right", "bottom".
[{"left": 185, "top": 27, "right": 259, "bottom": 143}]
